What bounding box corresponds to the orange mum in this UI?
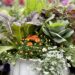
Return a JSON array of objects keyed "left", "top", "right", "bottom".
[
  {"left": 26, "top": 35, "right": 41, "bottom": 43},
  {"left": 27, "top": 42, "right": 33, "bottom": 46}
]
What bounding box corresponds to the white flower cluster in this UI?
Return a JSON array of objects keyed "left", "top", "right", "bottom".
[
  {"left": 42, "top": 50, "right": 69, "bottom": 75},
  {"left": 47, "top": 51, "right": 63, "bottom": 59}
]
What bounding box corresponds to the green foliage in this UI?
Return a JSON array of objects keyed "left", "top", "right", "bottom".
[
  {"left": 0, "top": 22, "right": 39, "bottom": 56},
  {"left": 21, "top": 24, "right": 36, "bottom": 37},
  {"left": 0, "top": 46, "right": 15, "bottom": 54},
  {"left": 0, "top": 0, "right": 75, "bottom": 66},
  {"left": 12, "top": 24, "right": 23, "bottom": 43},
  {"left": 8, "top": 0, "right": 24, "bottom": 19},
  {"left": 42, "top": 20, "right": 74, "bottom": 43},
  {"left": 12, "top": 23, "right": 37, "bottom": 42},
  {"left": 23, "top": 0, "right": 48, "bottom": 16},
  {"left": 63, "top": 45, "right": 75, "bottom": 67}
]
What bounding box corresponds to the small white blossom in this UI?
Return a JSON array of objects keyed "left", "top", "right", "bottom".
[
  {"left": 66, "top": 56, "right": 71, "bottom": 60},
  {"left": 51, "top": 61, "right": 57, "bottom": 65},
  {"left": 71, "top": 60, "right": 74, "bottom": 62},
  {"left": 57, "top": 54, "right": 63, "bottom": 59},
  {"left": 53, "top": 46, "right": 57, "bottom": 49},
  {"left": 50, "top": 66, "right": 54, "bottom": 71},
  {"left": 67, "top": 63, "right": 71, "bottom": 67},
  {"left": 48, "top": 47, "right": 53, "bottom": 50},
  {"left": 43, "top": 71, "right": 49, "bottom": 75},
  {"left": 70, "top": 45, "right": 74, "bottom": 48},
  {"left": 60, "top": 49, "right": 65, "bottom": 52},
  {"left": 42, "top": 48, "right": 47, "bottom": 52}
]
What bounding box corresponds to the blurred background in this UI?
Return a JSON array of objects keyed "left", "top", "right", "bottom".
[
  {"left": 0, "top": 0, "right": 75, "bottom": 7},
  {"left": 0, "top": 0, "right": 25, "bottom": 7}
]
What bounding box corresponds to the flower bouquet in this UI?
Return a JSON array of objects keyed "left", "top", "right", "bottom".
[{"left": 0, "top": 0, "right": 75, "bottom": 75}]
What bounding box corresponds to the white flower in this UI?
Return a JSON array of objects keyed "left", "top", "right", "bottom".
[
  {"left": 53, "top": 46, "right": 57, "bottom": 49},
  {"left": 57, "top": 55, "right": 63, "bottom": 59},
  {"left": 43, "top": 71, "right": 49, "bottom": 75},
  {"left": 70, "top": 45, "right": 74, "bottom": 48},
  {"left": 51, "top": 61, "right": 57, "bottom": 65},
  {"left": 60, "top": 49, "right": 65, "bottom": 52},
  {"left": 66, "top": 56, "right": 71, "bottom": 60},
  {"left": 48, "top": 47, "right": 53, "bottom": 50},
  {"left": 67, "top": 63, "right": 71, "bottom": 67},
  {"left": 50, "top": 66, "right": 54, "bottom": 71},
  {"left": 42, "top": 48, "right": 47, "bottom": 52}
]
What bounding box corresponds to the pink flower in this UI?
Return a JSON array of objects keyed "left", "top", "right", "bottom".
[
  {"left": 48, "top": 0, "right": 52, "bottom": 3},
  {"left": 60, "top": 0, "right": 69, "bottom": 6},
  {"left": 3, "top": 0, "right": 13, "bottom": 6},
  {"left": 19, "top": 0, "right": 24, "bottom": 5}
]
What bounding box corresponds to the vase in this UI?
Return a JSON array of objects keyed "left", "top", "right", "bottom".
[{"left": 10, "top": 59, "right": 41, "bottom": 75}]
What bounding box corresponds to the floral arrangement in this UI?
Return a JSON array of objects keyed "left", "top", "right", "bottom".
[{"left": 0, "top": 0, "right": 75, "bottom": 75}]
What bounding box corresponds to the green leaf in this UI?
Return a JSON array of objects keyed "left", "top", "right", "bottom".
[
  {"left": 49, "top": 20, "right": 69, "bottom": 28},
  {"left": 23, "top": 0, "right": 48, "bottom": 15},
  {"left": 0, "top": 46, "right": 15, "bottom": 54},
  {"left": 64, "top": 29, "right": 74, "bottom": 38},
  {"left": 0, "top": 33, "right": 15, "bottom": 45},
  {"left": 21, "top": 23, "right": 36, "bottom": 37},
  {"left": 12, "top": 23, "right": 22, "bottom": 43},
  {"left": 59, "top": 28, "right": 74, "bottom": 38},
  {"left": 49, "top": 21, "right": 64, "bottom": 28},
  {"left": 46, "top": 14, "right": 55, "bottom": 22},
  {"left": 42, "top": 25, "right": 66, "bottom": 43},
  {"left": 42, "top": 26, "right": 50, "bottom": 37},
  {"left": 50, "top": 31, "right": 66, "bottom": 43}
]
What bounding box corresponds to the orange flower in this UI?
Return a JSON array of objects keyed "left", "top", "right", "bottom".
[
  {"left": 25, "top": 35, "right": 32, "bottom": 41},
  {"left": 26, "top": 35, "right": 41, "bottom": 43},
  {"left": 27, "top": 42, "right": 33, "bottom": 46},
  {"left": 35, "top": 38, "right": 40, "bottom": 43}
]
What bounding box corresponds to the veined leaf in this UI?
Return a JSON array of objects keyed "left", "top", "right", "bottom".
[
  {"left": 42, "top": 26, "right": 50, "bottom": 36},
  {"left": 0, "top": 33, "right": 15, "bottom": 45},
  {"left": 49, "top": 20, "right": 69, "bottom": 28},
  {"left": 46, "top": 14, "right": 55, "bottom": 22},
  {"left": 53, "top": 38, "right": 66, "bottom": 43},
  {"left": 12, "top": 23, "right": 22, "bottom": 43},
  {"left": 21, "top": 23, "right": 36, "bottom": 37},
  {"left": 42, "top": 26, "right": 66, "bottom": 43},
  {"left": 0, "top": 46, "right": 15, "bottom": 54},
  {"left": 64, "top": 30, "right": 74, "bottom": 38},
  {"left": 59, "top": 28, "right": 74, "bottom": 38},
  {"left": 50, "top": 31, "right": 66, "bottom": 43},
  {"left": 49, "top": 22, "right": 64, "bottom": 28}
]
